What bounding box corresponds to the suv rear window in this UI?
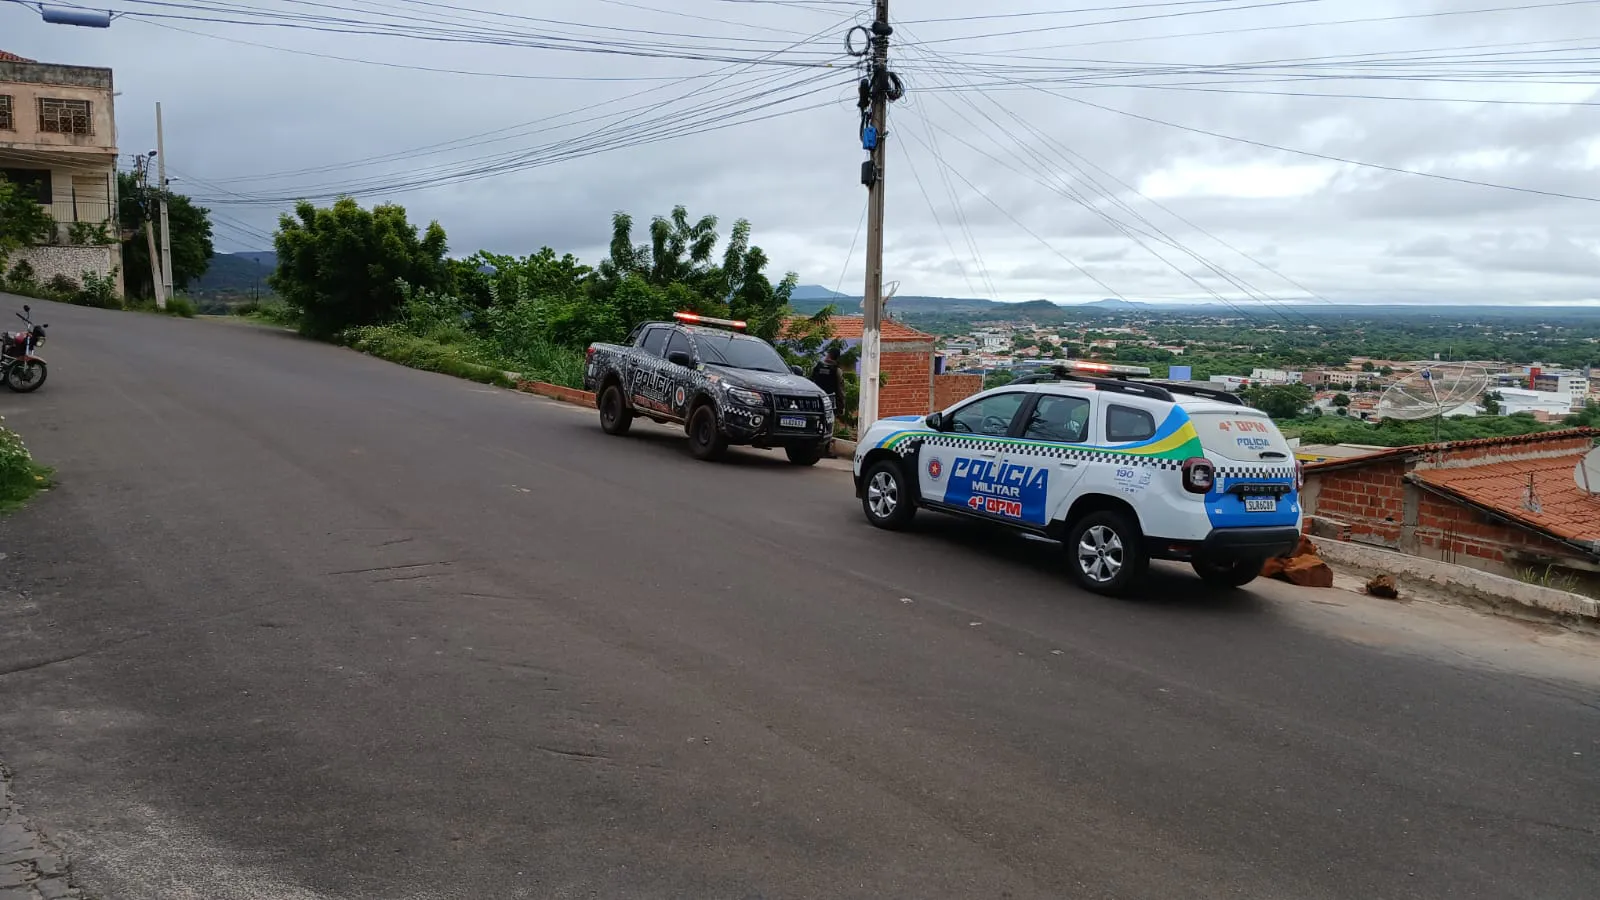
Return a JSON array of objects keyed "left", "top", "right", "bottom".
[{"left": 1188, "top": 410, "right": 1294, "bottom": 462}]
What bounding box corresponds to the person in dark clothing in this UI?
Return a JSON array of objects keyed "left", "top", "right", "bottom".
[{"left": 810, "top": 348, "right": 846, "bottom": 417}]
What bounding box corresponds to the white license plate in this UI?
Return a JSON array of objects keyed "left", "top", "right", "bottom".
[
  {"left": 779, "top": 415, "right": 807, "bottom": 429},
  {"left": 1244, "top": 496, "right": 1277, "bottom": 513}
]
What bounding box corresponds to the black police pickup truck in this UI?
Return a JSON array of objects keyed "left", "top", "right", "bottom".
[{"left": 583, "top": 312, "right": 836, "bottom": 465}]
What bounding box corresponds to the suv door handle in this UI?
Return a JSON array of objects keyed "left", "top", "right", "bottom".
[
  {"left": 979, "top": 450, "right": 998, "bottom": 459},
  {"left": 1057, "top": 460, "right": 1079, "bottom": 468}
]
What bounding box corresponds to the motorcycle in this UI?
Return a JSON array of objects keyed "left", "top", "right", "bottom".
[{"left": 1, "top": 305, "right": 48, "bottom": 393}]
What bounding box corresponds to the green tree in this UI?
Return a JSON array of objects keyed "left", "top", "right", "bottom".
[
  {"left": 1241, "top": 383, "right": 1313, "bottom": 419},
  {"left": 1332, "top": 392, "right": 1351, "bottom": 408},
  {"left": 0, "top": 178, "right": 55, "bottom": 268},
  {"left": 117, "top": 172, "right": 214, "bottom": 301},
  {"left": 1360, "top": 360, "right": 1376, "bottom": 372},
  {"left": 984, "top": 369, "right": 1016, "bottom": 390},
  {"left": 1482, "top": 391, "right": 1503, "bottom": 416},
  {"left": 270, "top": 197, "right": 448, "bottom": 337}
]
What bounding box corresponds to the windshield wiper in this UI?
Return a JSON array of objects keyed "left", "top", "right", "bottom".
[{"left": 1258, "top": 450, "right": 1288, "bottom": 459}]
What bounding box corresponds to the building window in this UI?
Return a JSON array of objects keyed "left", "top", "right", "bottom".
[
  {"left": 38, "top": 98, "right": 92, "bottom": 135},
  {"left": 0, "top": 95, "right": 12, "bottom": 131}
]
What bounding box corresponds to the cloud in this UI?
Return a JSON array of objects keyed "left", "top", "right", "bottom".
[{"left": 5, "top": 0, "right": 1600, "bottom": 305}]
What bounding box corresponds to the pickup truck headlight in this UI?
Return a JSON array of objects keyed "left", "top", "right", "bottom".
[{"left": 724, "top": 385, "right": 766, "bottom": 407}]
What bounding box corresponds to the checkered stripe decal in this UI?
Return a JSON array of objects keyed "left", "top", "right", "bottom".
[
  {"left": 1216, "top": 464, "right": 1296, "bottom": 480},
  {"left": 913, "top": 434, "right": 1185, "bottom": 470}
]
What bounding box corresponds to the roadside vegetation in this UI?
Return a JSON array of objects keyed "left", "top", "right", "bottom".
[
  {"left": 0, "top": 418, "right": 50, "bottom": 511},
  {"left": 258, "top": 198, "right": 858, "bottom": 422}
]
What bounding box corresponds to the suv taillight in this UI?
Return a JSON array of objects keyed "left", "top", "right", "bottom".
[
  {"left": 585, "top": 346, "right": 596, "bottom": 358},
  {"left": 1181, "top": 457, "right": 1215, "bottom": 495}
]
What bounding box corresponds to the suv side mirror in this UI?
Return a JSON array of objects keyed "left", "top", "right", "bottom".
[
  {"left": 789, "top": 364, "right": 805, "bottom": 377},
  {"left": 925, "top": 412, "right": 946, "bottom": 431},
  {"left": 667, "top": 350, "right": 695, "bottom": 369}
]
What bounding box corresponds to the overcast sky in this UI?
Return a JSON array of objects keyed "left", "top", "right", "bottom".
[{"left": 5, "top": 0, "right": 1599, "bottom": 306}]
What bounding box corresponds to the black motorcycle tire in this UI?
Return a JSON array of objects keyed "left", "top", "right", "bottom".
[{"left": 4, "top": 360, "right": 47, "bottom": 393}]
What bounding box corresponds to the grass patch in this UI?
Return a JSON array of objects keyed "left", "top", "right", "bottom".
[
  {"left": 232, "top": 299, "right": 301, "bottom": 329},
  {"left": 0, "top": 423, "right": 51, "bottom": 512},
  {"left": 495, "top": 336, "right": 586, "bottom": 389},
  {"left": 344, "top": 326, "right": 516, "bottom": 388},
  {"left": 125, "top": 295, "right": 198, "bottom": 318}
]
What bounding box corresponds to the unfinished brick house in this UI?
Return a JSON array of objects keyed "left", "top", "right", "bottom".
[
  {"left": 783, "top": 316, "right": 982, "bottom": 418},
  {"left": 1301, "top": 429, "right": 1600, "bottom": 587}
]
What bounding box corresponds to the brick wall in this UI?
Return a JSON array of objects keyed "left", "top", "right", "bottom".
[
  {"left": 1411, "top": 492, "right": 1575, "bottom": 571},
  {"left": 879, "top": 348, "right": 932, "bottom": 417},
  {"left": 934, "top": 374, "right": 983, "bottom": 411},
  {"left": 1305, "top": 454, "right": 1591, "bottom": 581},
  {"left": 1303, "top": 461, "right": 1407, "bottom": 547}
]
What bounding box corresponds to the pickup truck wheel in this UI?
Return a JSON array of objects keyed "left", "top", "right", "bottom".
[
  {"left": 862, "top": 460, "right": 916, "bottom": 530},
  {"left": 785, "top": 442, "right": 827, "bottom": 466},
  {"left": 598, "top": 383, "right": 633, "bottom": 435},
  {"left": 1191, "top": 556, "right": 1263, "bottom": 589},
  {"left": 687, "top": 404, "right": 728, "bottom": 461},
  {"left": 1066, "top": 511, "right": 1148, "bottom": 596}
]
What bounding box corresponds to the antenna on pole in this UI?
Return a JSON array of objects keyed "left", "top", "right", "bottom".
[{"left": 1376, "top": 364, "right": 1489, "bottom": 436}]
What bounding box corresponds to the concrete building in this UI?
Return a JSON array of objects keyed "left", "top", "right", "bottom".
[
  {"left": 0, "top": 48, "right": 121, "bottom": 293},
  {"left": 1529, "top": 370, "right": 1588, "bottom": 410},
  {"left": 1301, "top": 429, "right": 1600, "bottom": 589},
  {"left": 1301, "top": 369, "right": 1362, "bottom": 389},
  {"left": 1250, "top": 367, "right": 1301, "bottom": 385},
  {"left": 1495, "top": 387, "right": 1573, "bottom": 418},
  {"left": 1208, "top": 374, "right": 1250, "bottom": 392}
]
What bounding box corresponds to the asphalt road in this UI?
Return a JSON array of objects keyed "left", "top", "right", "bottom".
[{"left": 0, "top": 298, "right": 1596, "bottom": 900}]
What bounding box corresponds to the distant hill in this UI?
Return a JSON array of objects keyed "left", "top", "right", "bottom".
[{"left": 192, "top": 251, "right": 276, "bottom": 298}]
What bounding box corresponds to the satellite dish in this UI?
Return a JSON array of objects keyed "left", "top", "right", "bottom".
[
  {"left": 1573, "top": 446, "right": 1600, "bottom": 495},
  {"left": 1377, "top": 363, "right": 1489, "bottom": 421}
]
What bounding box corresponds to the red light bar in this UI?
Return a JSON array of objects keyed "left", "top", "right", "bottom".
[{"left": 673, "top": 311, "right": 746, "bottom": 331}]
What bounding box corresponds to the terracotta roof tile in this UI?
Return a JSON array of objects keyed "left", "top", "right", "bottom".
[
  {"left": 0, "top": 50, "right": 36, "bottom": 63},
  {"left": 782, "top": 315, "right": 933, "bottom": 343},
  {"left": 1412, "top": 453, "right": 1600, "bottom": 544},
  {"left": 1305, "top": 428, "right": 1600, "bottom": 474}
]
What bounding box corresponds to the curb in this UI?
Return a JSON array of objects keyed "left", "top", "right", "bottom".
[
  {"left": 514, "top": 379, "right": 595, "bottom": 407},
  {"left": 1309, "top": 536, "right": 1600, "bottom": 630}
]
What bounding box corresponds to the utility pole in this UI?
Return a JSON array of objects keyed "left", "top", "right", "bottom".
[
  {"left": 156, "top": 103, "right": 173, "bottom": 309},
  {"left": 855, "top": 0, "right": 898, "bottom": 431},
  {"left": 134, "top": 154, "right": 164, "bottom": 306}
]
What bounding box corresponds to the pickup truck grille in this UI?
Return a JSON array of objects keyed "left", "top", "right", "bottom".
[{"left": 774, "top": 394, "right": 823, "bottom": 413}]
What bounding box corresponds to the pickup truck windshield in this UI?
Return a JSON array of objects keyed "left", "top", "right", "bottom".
[{"left": 695, "top": 333, "right": 789, "bottom": 373}]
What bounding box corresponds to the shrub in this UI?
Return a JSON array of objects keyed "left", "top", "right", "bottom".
[
  {"left": 75, "top": 269, "right": 121, "bottom": 309},
  {"left": 4, "top": 259, "right": 36, "bottom": 294},
  {"left": 164, "top": 294, "right": 197, "bottom": 318},
  {"left": 67, "top": 221, "right": 114, "bottom": 246},
  {"left": 0, "top": 419, "right": 50, "bottom": 509},
  {"left": 45, "top": 273, "right": 78, "bottom": 299}
]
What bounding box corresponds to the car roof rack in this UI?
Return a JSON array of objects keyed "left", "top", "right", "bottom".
[
  {"left": 1149, "top": 381, "right": 1247, "bottom": 406},
  {"left": 1011, "top": 366, "right": 1177, "bottom": 402},
  {"left": 1011, "top": 365, "right": 1248, "bottom": 407}
]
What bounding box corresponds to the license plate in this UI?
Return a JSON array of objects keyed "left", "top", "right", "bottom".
[
  {"left": 779, "top": 415, "right": 807, "bottom": 429},
  {"left": 1244, "top": 496, "right": 1277, "bottom": 513}
]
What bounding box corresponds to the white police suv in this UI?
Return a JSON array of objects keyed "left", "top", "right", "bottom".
[{"left": 852, "top": 361, "right": 1303, "bottom": 595}]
